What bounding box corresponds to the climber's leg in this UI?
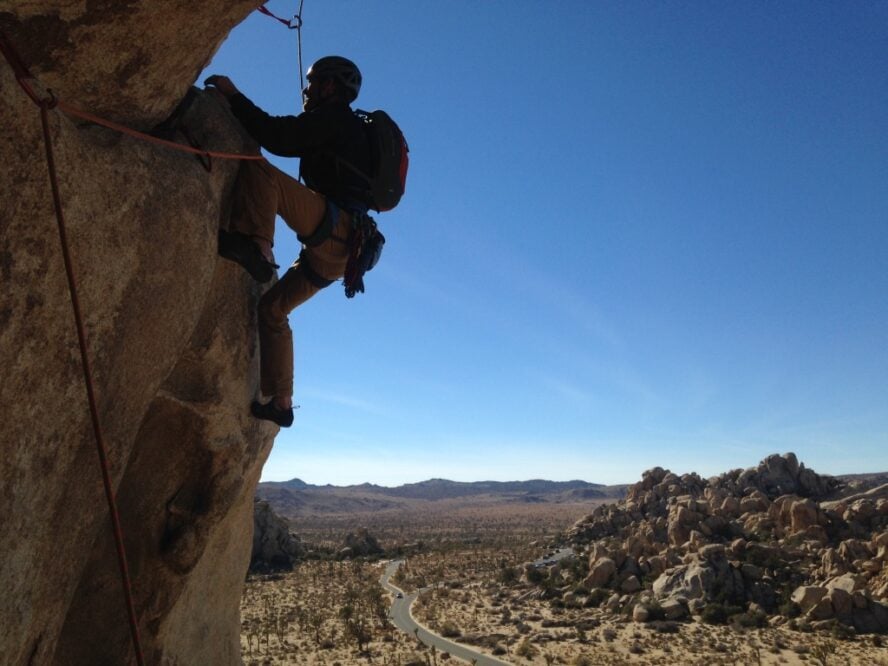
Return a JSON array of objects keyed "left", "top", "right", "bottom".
[{"left": 252, "top": 220, "right": 352, "bottom": 426}]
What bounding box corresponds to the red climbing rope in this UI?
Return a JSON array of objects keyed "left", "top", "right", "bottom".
[
  {"left": 54, "top": 99, "right": 266, "bottom": 161},
  {"left": 0, "top": 29, "right": 146, "bottom": 665},
  {"left": 257, "top": 4, "right": 302, "bottom": 29},
  {"left": 39, "top": 101, "right": 147, "bottom": 666}
]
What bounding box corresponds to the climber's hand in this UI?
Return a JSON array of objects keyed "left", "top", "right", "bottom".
[{"left": 204, "top": 75, "right": 239, "bottom": 98}]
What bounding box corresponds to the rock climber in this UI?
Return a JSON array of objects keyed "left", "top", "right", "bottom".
[{"left": 206, "top": 56, "right": 371, "bottom": 428}]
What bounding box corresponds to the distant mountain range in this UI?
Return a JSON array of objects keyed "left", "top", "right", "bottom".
[
  {"left": 256, "top": 478, "right": 630, "bottom": 516},
  {"left": 257, "top": 471, "right": 888, "bottom": 518}
]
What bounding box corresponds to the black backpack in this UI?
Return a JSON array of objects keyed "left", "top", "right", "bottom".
[{"left": 342, "top": 109, "right": 409, "bottom": 212}]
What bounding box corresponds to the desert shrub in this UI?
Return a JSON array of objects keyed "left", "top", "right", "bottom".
[
  {"left": 732, "top": 609, "right": 768, "bottom": 629},
  {"left": 646, "top": 620, "right": 680, "bottom": 634},
  {"left": 525, "top": 567, "right": 545, "bottom": 584},
  {"left": 570, "top": 655, "right": 593, "bottom": 666},
  {"left": 789, "top": 617, "right": 813, "bottom": 633},
  {"left": 498, "top": 565, "right": 519, "bottom": 585},
  {"left": 701, "top": 603, "right": 728, "bottom": 625},
  {"left": 829, "top": 623, "right": 855, "bottom": 641},
  {"left": 779, "top": 600, "right": 801, "bottom": 618},
  {"left": 514, "top": 637, "right": 537, "bottom": 658},
  {"left": 642, "top": 600, "right": 666, "bottom": 622},
  {"left": 439, "top": 620, "right": 461, "bottom": 638},
  {"left": 586, "top": 588, "right": 610, "bottom": 607},
  {"left": 811, "top": 639, "right": 838, "bottom": 665}
]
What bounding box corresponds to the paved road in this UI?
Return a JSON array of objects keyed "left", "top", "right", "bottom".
[
  {"left": 379, "top": 560, "right": 512, "bottom": 666},
  {"left": 531, "top": 546, "right": 576, "bottom": 568}
]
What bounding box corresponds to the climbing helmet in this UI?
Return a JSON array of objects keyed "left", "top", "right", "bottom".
[{"left": 306, "top": 56, "right": 362, "bottom": 101}]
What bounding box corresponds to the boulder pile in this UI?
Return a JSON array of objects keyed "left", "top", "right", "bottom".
[{"left": 562, "top": 454, "right": 888, "bottom": 634}]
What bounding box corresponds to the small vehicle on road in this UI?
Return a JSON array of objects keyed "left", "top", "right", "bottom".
[{"left": 396, "top": 592, "right": 403, "bottom": 599}]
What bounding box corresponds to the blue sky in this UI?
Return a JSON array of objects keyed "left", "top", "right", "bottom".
[{"left": 203, "top": 1, "right": 887, "bottom": 486}]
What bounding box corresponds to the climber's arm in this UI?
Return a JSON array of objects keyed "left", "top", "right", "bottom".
[{"left": 204, "top": 75, "right": 334, "bottom": 157}]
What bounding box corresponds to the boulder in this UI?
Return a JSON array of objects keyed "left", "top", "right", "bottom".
[
  {"left": 661, "top": 597, "right": 688, "bottom": 620},
  {"left": 827, "top": 573, "right": 866, "bottom": 594},
  {"left": 792, "top": 586, "right": 827, "bottom": 612},
  {"left": 668, "top": 520, "right": 690, "bottom": 547},
  {"left": 653, "top": 563, "right": 711, "bottom": 602},
  {"left": 720, "top": 496, "right": 741, "bottom": 517},
  {"left": 807, "top": 597, "right": 834, "bottom": 621},
  {"left": 632, "top": 604, "right": 649, "bottom": 622},
  {"left": 621, "top": 575, "right": 641, "bottom": 593},
  {"left": 699, "top": 544, "right": 726, "bottom": 561},
  {"left": 740, "top": 491, "right": 770, "bottom": 514},
  {"left": 850, "top": 599, "right": 888, "bottom": 634},
  {"left": 789, "top": 499, "right": 820, "bottom": 533},
  {"left": 584, "top": 557, "right": 617, "bottom": 588},
  {"left": 828, "top": 587, "right": 853, "bottom": 617}
]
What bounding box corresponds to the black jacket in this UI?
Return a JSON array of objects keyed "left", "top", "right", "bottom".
[{"left": 230, "top": 93, "right": 372, "bottom": 210}]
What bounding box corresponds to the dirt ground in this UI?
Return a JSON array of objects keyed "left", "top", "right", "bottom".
[
  {"left": 410, "top": 576, "right": 888, "bottom": 665},
  {"left": 240, "top": 559, "right": 888, "bottom": 665},
  {"left": 240, "top": 560, "right": 430, "bottom": 665}
]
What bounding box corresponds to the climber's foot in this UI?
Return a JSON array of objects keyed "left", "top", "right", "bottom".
[
  {"left": 218, "top": 229, "right": 278, "bottom": 283},
  {"left": 251, "top": 400, "right": 294, "bottom": 428}
]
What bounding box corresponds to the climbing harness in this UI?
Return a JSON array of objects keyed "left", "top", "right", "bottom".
[
  {"left": 295, "top": 251, "right": 335, "bottom": 290},
  {"left": 297, "top": 200, "right": 343, "bottom": 247},
  {"left": 257, "top": 1, "right": 307, "bottom": 92}
]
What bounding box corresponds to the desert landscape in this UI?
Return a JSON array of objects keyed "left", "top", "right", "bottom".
[{"left": 241, "top": 455, "right": 888, "bottom": 665}]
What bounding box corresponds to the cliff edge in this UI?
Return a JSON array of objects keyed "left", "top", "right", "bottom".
[{"left": 1, "top": 2, "right": 277, "bottom": 664}]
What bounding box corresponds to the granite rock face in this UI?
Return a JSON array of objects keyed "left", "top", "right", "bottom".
[{"left": 0, "top": 3, "right": 277, "bottom": 664}]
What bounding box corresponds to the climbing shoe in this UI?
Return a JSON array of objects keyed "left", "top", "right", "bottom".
[
  {"left": 251, "top": 400, "right": 294, "bottom": 428},
  {"left": 218, "top": 229, "right": 278, "bottom": 283}
]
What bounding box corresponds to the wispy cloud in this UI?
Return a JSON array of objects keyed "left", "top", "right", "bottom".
[
  {"left": 540, "top": 376, "right": 599, "bottom": 405},
  {"left": 299, "top": 387, "right": 389, "bottom": 416}
]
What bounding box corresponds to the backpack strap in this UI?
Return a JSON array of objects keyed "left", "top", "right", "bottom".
[{"left": 296, "top": 251, "right": 334, "bottom": 289}]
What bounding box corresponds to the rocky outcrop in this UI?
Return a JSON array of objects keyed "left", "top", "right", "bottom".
[
  {"left": 564, "top": 454, "right": 888, "bottom": 634},
  {"left": 1, "top": 3, "right": 278, "bottom": 664},
  {"left": 251, "top": 499, "right": 304, "bottom": 573}
]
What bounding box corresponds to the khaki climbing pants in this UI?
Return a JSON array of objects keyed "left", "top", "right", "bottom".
[{"left": 229, "top": 159, "right": 352, "bottom": 397}]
